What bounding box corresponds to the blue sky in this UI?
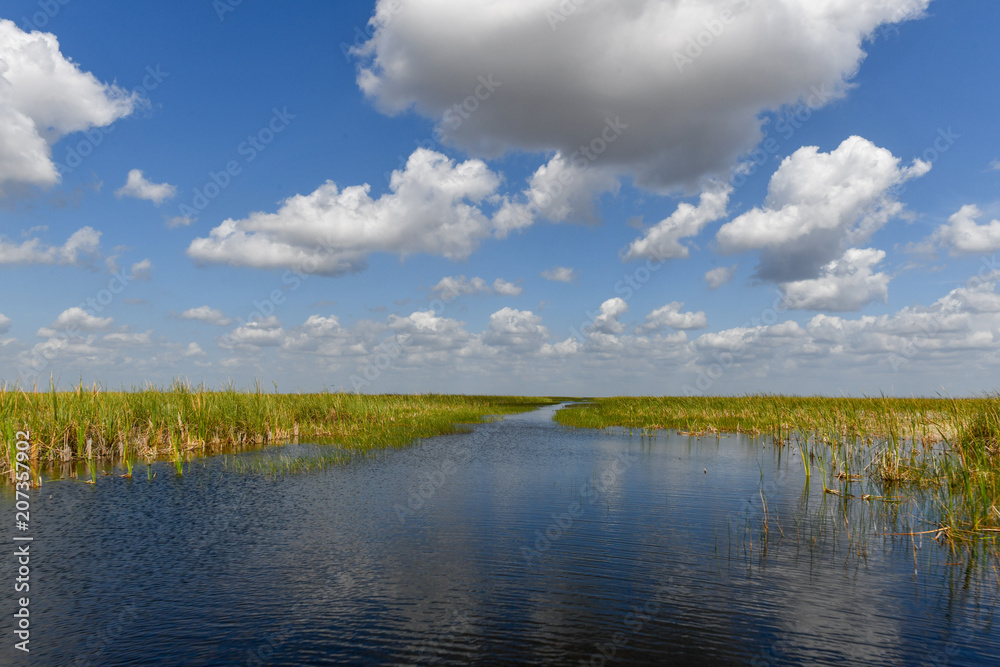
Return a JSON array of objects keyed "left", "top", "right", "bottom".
[{"left": 1, "top": 0, "right": 999, "bottom": 396}]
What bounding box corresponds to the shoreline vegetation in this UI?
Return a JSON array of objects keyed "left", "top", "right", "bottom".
[
  {"left": 4, "top": 386, "right": 998, "bottom": 548},
  {"left": 554, "top": 395, "right": 1000, "bottom": 547},
  {"left": 0, "top": 382, "right": 560, "bottom": 482}
]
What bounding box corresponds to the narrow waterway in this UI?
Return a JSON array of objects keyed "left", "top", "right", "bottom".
[{"left": 2, "top": 403, "right": 996, "bottom": 665}]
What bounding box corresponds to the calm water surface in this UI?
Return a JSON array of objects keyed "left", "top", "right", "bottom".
[{"left": 2, "top": 403, "right": 998, "bottom": 665}]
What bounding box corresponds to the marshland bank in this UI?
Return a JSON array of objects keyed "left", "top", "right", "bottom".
[
  {"left": 6, "top": 388, "right": 1000, "bottom": 545},
  {"left": 0, "top": 384, "right": 564, "bottom": 481}
]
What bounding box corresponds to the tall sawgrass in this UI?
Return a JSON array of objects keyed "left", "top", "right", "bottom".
[
  {"left": 0, "top": 380, "right": 558, "bottom": 481},
  {"left": 554, "top": 394, "right": 960, "bottom": 442}
]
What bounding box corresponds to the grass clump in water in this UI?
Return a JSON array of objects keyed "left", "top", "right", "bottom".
[{"left": 555, "top": 394, "right": 1000, "bottom": 548}]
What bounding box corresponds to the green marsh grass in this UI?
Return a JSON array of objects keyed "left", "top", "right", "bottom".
[
  {"left": 555, "top": 395, "right": 1000, "bottom": 550},
  {"left": 0, "top": 381, "right": 559, "bottom": 482}
]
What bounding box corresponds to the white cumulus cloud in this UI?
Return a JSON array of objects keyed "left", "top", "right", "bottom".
[
  {"left": 704, "top": 265, "right": 737, "bottom": 289},
  {"left": 115, "top": 169, "right": 176, "bottom": 204},
  {"left": 780, "top": 248, "right": 890, "bottom": 311},
  {"left": 180, "top": 306, "right": 232, "bottom": 327},
  {"left": 492, "top": 152, "right": 620, "bottom": 233},
  {"left": 0, "top": 20, "right": 137, "bottom": 194},
  {"left": 432, "top": 275, "right": 490, "bottom": 298},
  {"left": 929, "top": 205, "right": 1000, "bottom": 255},
  {"left": 130, "top": 259, "right": 152, "bottom": 281},
  {"left": 482, "top": 307, "right": 549, "bottom": 352},
  {"left": 587, "top": 298, "right": 629, "bottom": 336},
  {"left": 219, "top": 316, "right": 285, "bottom": 349},
  {"left": 353, "top": 0, "right": 929, "bottom": 190},
  {"left": 188, "top": 149, "right": 501, "bottom": 275},
  {"left": 51, "top": 307, "right": 113, "bottom": 332},
  {"left": 0, "top": 227, "right": 101, "bottom": 266},
  {"left": 623, "top": 182, "right": 731, "bottom": 261},
  {"left": 716, "top": 136, "right": 929, "bottom": 282},
  {"left": 492, "top": 279, "right": 522, "bottom": 296},
  {"left": 541, "top": 266, "right": 577, "bottom": 282},
  {"left": 637, "top": 302, "right": 707, "bottom": 333},
  {"left": 431, "top": 275, "right": 523, "bottom": 299}
]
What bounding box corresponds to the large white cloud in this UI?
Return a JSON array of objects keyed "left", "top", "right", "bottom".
[
  {"left": 0, "top": 20, "right": 136, "bottom": 193},
  {"left": 187, "top": 149, "right": 501, "bottom": 275},
  {"left": 0, "top": 227, "right": 101, "bottom": 266},
  {"left": 353, "top": 0, "right": 929, "bottom": 190},
  {"left": 716, "top": 136, "right": 929, "bottom": 281}
]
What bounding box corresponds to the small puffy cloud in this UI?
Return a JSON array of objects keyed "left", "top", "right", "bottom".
[
  {"left": 482, "top": 307, "right": 549, "bottom": 352},
  {"left": 587, "top": 298, "right": 629, "bottom": 335},
  {"left": 219, "top": 316, "right": 285, "bottom": 349},
  {"left": 188, "top": 149, "right": 501, "bottom": 275},
  {"left": 716, "top": 136, "right": 929, "bottom": 282},
  {"left": 541, "top": 266, "right": 576, "bottom": 283},
  {"left": 0, "top": 227, "right": 101, "bottom": 266},
  {"left": 279, "top": 314, "right": 348, "bottom": 354},
  {"left": 431, "top": 275, "right": 522, "bottom": 299},
  {"left": 0, "top": 313, "right": 10, "bottom": 334},
  {"left": 623, "top": 183, "right": 731, "bottom": 261},
  {"left": 929, "top": 205, "right": 1000, "bottom": 255},
  {"left": 0, "top": 20, "right": 137, "bottom": 193},
  {"left": 115, "top": 169, "right": 176, "bottom": 204},
  {"left": 180, "top": 306, "right": 232, "bottom": 327},
  {"left": 354, "top": 0, "right": 929, "bottom": 190},
  {"left": 431, "top": 275, "right": 489, "bottom": 298},
  {"left": 780, "top": 248, "right": 890, "bottom": 311},
  {"left": 302, "top": 314, "right": 343, "bottom": 336},
  {"left": 166, "top": 215, "right": 195, "bottom": 228},
  {"left": 387, "top": 310, "right": 472, "bottom": 353},
  {"left": 130, "top": 259, "right": 152, "bottom": 280},
  {"left": 637, "top": 301, "right": 707, "bottom": 333},
  {"left": 704, "top": 265, "right": 737, "bottom": 289},
  {"left": 492, "top": 278, "right": 522, "bottom": 296},
  {"left": 184, "top": 342, "right": 206, "bottom": 357},
  {"left": 51, "top": 307, "right": 113, "bottom": 332}
]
